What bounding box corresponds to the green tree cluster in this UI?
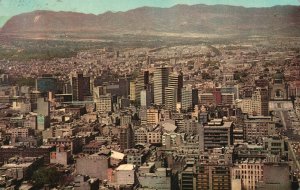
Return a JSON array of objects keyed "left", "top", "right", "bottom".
[{"left": 32, "top": 167, "right": 61, "bottom": 188}]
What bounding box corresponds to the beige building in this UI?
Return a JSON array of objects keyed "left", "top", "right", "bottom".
[
  {"left": 95, "top": 93, "right": 112, "bottom": 113},
  {"left": 10, "top": 127, "right": 34, "bottom": 138},
  {"left": 221, "top": 93, "right": 235, "bottom": 105},
  {"left": 76, "top": 152, "right": 109, "bottom": 180},
  {"left": 162, "top": 132, "right": 184, "bottom": 148},
  {"left": 244, "top": 116, "right": 276, "bottom": 142},
  {"left": 231, "top": 159, "right": 264, "bottom": 190},
  {"left": 147, "top": 130, "right": 162, "bottom": 145},
  {"left": 197, "top": 164, "right": 231, "bottom": 190},
  {"left": 50, "top": 145, "right": 71, "bottom": 166},
  {"left": 146, "top": 108, "right": 160, "bottom": 125},
  {"left": 241, "top": 89, "right": 264, "bottom": 116},
  {"left": 134, "top": 127, "right": 148, "bottom": 144},
  {"left": 199, "top": 93, "right": 215, "bottom": 105},
  {"left": 114, "top": 164, "right": 136, "bottom": 186},
  {"left": 129, "top": 80, "right": 137, "bottom": 101}
]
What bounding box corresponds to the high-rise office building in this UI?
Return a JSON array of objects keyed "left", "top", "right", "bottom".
[
  {"left": 118, "top": 78, "right": 130, "bottom": 98},
  {"left": 29, "top": 91, "right": 42, "bottom": 111},
  {"left": 249, "top": 90, "right": 262, "bottom": 115},
  {"left": 36, "top": 75, "right": 58, "bottom": 94},
  {"left": 143, "top": 70, "right": 150, "bottom": 86},
  {"left": 181, "top": 85, "right": 199, "bottom": 112},
  {"left": 130, "top": 71, "right": 149, "bottom": 103},
  {"left": 192, "top": 88, "right": 199, "bottom": 109},
  {"left": 129, "top": 81, "right": 137, "bottom": 101},
  {"left": 153, "top": 67, "right": 170, "bottom": 105},
  {"left": 37, "top": 97, "right": 50, "bottom": 117},
  {"left": 199, "top": 119, "right": 233, "bottom": 151},
  {"left": 119, "top": 125, "right": 135, "bottom": 151},
  {"left": 36, "top": 97, "right": 50, "bottom": 131},
  {"left": 37, "top": 115, "right": 50, "bottom": 131},
  {"left": 168, "top": 72, "right": 183, "bottom": 102},
  {"left": 181, "top": 85, "right": 193, "bottom": 112},
  {"left": 140, "top": 89, "right": 151, "bottom": 108},
  {"left": 241, "top": 87, "right": 269, "bottom": 116},
  {"left": 165, "top": 87, "right": 177, "bottom": 111},
  {"left": 72, "top": 73, "right": 91, "bottom": 101},
  {"left": 257, "top": 87, "right": 269, "bottom": 116}
]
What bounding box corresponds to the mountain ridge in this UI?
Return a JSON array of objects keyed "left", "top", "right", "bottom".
[{"left": 1, "top": 4, "right": 300, "bottom": 36}]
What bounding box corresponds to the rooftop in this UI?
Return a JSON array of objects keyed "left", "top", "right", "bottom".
[
  {"left": 116, "top": 164, "right": 135, "bottom": 171},
  {"left": 110, "top": 150, "right": 125, "bottom": 160}
]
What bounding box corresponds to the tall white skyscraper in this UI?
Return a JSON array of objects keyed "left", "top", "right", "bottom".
[{"left": 140, "top": 89, "right": 151, "bottom": 108}]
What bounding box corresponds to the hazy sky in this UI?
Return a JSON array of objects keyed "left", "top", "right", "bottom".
[{"left": 0, "top": 0, "right": 299, "bottom": 26}]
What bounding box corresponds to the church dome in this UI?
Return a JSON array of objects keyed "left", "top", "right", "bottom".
[
  {"left": 274, "top": 71, "right": 284, "bottom": 80},
  {"left": 273, "top": 71, "right": 284, "bottom": 84}
]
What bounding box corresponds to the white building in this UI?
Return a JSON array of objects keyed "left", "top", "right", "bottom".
[
  {"left": 115, "top": 164, "right": 136, "bottom": 185},
  {"left": 140, "top": 89, "right": 151, "bottom": 108}
]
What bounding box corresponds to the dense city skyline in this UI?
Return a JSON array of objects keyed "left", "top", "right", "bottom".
[{"left": 0, "top": 0, "right": 299, "bottom": 189}]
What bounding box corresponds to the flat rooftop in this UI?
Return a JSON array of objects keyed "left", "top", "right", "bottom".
[{"left": 116, "top": 164, "right": 135, "bottom": 171}]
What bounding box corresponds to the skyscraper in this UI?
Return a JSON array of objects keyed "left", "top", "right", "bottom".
[
  {"left": 130, "top": 71, "right": 149, "bottom": 103},
  {"left": 129, "top": 80, "right": 137, "bottom": 101},
  {"left": 168, "top": 72, "right": 183, "bottom": 102},
  {"left": 153, "top": 67, "right": 170, "bottom": 105},
  {"left": 119, "top": 125, "right": 135, "bottom": 151},
  {"left": 258, "top": 87, "right": 269, "bottom": 116},
  {"left": 140, "top": 89, "right": 151, "bottom": 108},
  {"left": 240, "top": 87, "right": 269, "bottom": 116},
  {"left": 165, "top": 87, "right": 177, "bottom": 111},
  {"left": 143, "top": 70, "right": 150, "bottom": 86},
  {"left": 181, "top": 85, "right": 193, "bottom": 112},
  {"left": 37, "top": 97, "right": 50, "bottom": 117},
  {"left": 36, "top": 75, "right": 58, "bottom": 94},
  {"left": 72, "top": 73, "right": 91, "bottom": 101},
  {"left": 181, "top": 85, "right": 199, "bottom": 112},
  {"left": 37, "top": 97, "right": 50, "bottom": 131},
  {"left": 118, "top": 77, "right": 130, "bottom": 98}
]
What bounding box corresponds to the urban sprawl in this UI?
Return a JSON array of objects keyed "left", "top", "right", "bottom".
[{"left": 0, "top": 37, "right": 300, "bottom": 190}]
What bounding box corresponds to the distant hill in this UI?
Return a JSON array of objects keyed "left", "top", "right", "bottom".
[
  {"left": 0, "top": 16, "right": 10, "bottom": 29},
  {"left": 1, "top": 4, "right": 300, "bottom": 36}
]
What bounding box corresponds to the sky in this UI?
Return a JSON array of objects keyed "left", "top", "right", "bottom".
[{"left": 0, "top": 0, "right": 299, "bottom": 26}]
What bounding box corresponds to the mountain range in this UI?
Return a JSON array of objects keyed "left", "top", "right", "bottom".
[{"left": 1, "top": 4, "right": 300, "bottom": 37}]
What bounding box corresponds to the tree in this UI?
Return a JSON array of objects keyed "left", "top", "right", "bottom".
[{"left": 32, "top": 167, "right": 61, "bottom": 188}]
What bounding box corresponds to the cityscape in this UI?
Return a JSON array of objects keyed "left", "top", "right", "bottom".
[{"left": 0, "top": 0, "right": 300, "bottom": 190}]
